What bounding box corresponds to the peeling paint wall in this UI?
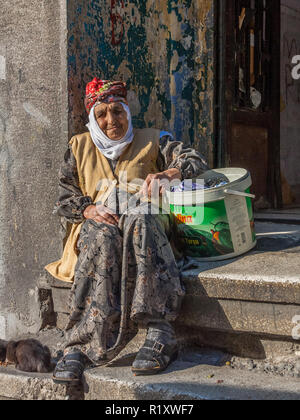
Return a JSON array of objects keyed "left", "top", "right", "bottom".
[{"left": 68, "top": 0, "right": 215, "bottom": 165}]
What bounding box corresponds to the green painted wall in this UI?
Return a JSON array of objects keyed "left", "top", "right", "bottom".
[{"left": 68, "top": 0, "right": 215, "bottom": 165}]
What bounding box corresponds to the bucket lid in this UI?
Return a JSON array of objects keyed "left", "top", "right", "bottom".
[{"left": 166, "top": 168, "right": 252, "bottom": 206}]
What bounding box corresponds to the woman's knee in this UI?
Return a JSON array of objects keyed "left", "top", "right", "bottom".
[
  {"left": 126, "top": 213, "right": 155, "bottom": 224},
  {"left": 83, "top": 219, "right": 119, "bottom": 233},
  {"left": 125, "top": 213, "right": 169, "bottom": 230},
  {"left": 78, "top": 220, "right": 120, "bottom": 250}
]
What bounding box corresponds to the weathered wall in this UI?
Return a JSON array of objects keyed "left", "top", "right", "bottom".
[
  {"left": 0, "top": 0, "right": 68, "bottom": 338},
  {"left": 281, "top": 0, "right": 300, "bottom": 195},
  {"left": 68, "top": 0, "right": 215, "bottom": 165}
]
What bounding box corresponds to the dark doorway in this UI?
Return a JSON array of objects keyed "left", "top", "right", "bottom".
[{"left": 216, "top": 0, "right": 281, "bottom": 209}]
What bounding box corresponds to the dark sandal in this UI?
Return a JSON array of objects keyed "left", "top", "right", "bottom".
[
  {"left": 132, "top": 339, "right": 178, "bottom": 376},
  {"left": 52, "top": 353, "right": 87, "bottom": 384}
]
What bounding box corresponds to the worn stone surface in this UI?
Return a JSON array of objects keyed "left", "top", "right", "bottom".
[
  {"left": 177, "top": 327, "right": 300, "bottom": 359},
  {"left": 51, "top": 281, "right": 300, "bottom": 341},
  {"left": 49, "top": 222, "right": 300, "bottom": 354},
  {"left": 0, "top": 367, "right": 83, "bottom": 400},
  {"left": 1, "top": 328, "right": 299, "bottom": 400},
  {"left": 0, "top": 0, "right": 68, "bottom": 339},
  {"left": 1, "top": 345, "right": 300, "bottom": 400},
  {"left": 182, "top": 222, "right": 300, "bottom": 297},
  {"left": 38, "top": 288, "right": 56, "bottom": 329},
  {"left": 177, "top": 223, "right": 300, "bottom": 341},
  {"left": 56, "top": 313, "right": 70, "bottom": 331},
  {"left": 178, "top": 297, "right": 300, "bottom": 337},
  {"left": 52, "top": 283, "right": 300, "bottom": 341},
  {"left": 52, "top": 287, "right": 70, "bottom": 315},
  {"left": 84, "top": 357, "right": 300, "bottom": 400}
]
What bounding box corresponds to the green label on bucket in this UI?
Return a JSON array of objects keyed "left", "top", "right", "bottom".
[{"left": 170, "top": 189, "right": 256, "bottom": 259}]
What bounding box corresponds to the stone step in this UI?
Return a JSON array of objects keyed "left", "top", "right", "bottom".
[
  {"left": 84, "top": 357, "right": 300, "bottom": 401},
  {"left": 45, "top": 221, "right": 300, "bottom": 359},
  {"left": 0, "top": 349, "right": 300, "bottom": 400},
  {"left": 255, "top": 211, "right": 300, "bottom": 224},
  {"left": 0, "top": 367, "right": 81, "bottom": 400}
]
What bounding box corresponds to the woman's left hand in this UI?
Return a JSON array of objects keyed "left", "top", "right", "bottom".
[{"left": 141, "top": 168, "right": 181, "bottom": 198}]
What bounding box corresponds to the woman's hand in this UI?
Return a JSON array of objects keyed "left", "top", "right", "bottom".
[
  {"left": 83, "top": 204, "right": 119, "bottom": 226},
  {"left": 141, "top": 168, "right": 181, "bottom": 198}
]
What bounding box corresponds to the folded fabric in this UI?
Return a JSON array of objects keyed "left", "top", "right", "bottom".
[{"left": 171, "top": 179, "right": 228, "bottom": 193}]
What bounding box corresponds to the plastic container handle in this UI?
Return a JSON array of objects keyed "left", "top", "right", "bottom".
[{"left": 224, "top": 189, "right": 256, "bottom": 199}]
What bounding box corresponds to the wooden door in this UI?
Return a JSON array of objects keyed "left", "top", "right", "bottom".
[{"left": 221, "top": 0, "right": 281, "bottom": 208}]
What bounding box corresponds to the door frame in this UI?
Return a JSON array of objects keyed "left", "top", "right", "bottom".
[{"left": 215, "top": 0, "right": 282, "bottom": 208}]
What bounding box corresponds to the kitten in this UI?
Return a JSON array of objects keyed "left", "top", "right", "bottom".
[{"left": 1, "top": 339, "right": 52, "bottom": 373}]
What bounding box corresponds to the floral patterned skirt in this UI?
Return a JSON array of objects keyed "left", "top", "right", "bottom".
[{"left": 63, "top": 211, "right": 185, "bottom": 365}]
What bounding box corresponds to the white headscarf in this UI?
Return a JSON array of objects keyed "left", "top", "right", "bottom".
[{"left": 86, "top": 102, "right": 134, "bottom": 160}]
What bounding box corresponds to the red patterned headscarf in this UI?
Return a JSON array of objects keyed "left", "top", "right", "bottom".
[{"left": 84, "top": 78, "right": 128, "bottom": 113}]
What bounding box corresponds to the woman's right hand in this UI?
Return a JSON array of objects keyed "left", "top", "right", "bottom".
[{"left": 83, "top": 204, "right": 119, "bottom": 226}]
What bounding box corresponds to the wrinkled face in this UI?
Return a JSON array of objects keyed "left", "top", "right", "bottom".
[{"left": 94, "top": 102, "right": 128, "bottom": 141}]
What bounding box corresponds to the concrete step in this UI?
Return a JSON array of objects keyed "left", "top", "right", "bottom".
[
  {"left": 84, "top": 357, "right": 300, "bottom": 401},
  {"left": 0, "top": 348, "right": 300, "bottom": 400},
  {"left": 255, "top": 211, "right": 300, "bottom": 224},
  {"left": 45, "top": 221, "right": 300, "bottom": 359}
]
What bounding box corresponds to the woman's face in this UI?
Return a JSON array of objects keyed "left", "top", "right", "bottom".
[{"left": 94, "top": 102, "right": 128, "bottom": 140}]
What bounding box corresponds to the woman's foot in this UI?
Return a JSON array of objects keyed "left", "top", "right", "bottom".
[
  {"left": 52, "top": 352, "right": 90, "bottom": 384},
  {"left": 132, "top": 321, "right": 178, "bottom": 376}
]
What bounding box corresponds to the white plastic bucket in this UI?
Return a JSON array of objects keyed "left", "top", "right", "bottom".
[{"left": 167, "top": 168, "right": 257, "bottom": 261}]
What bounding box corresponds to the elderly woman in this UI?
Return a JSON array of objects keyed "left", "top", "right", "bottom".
[{"left": 46, "top": 78, "right": 208, "bottom": 384}]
